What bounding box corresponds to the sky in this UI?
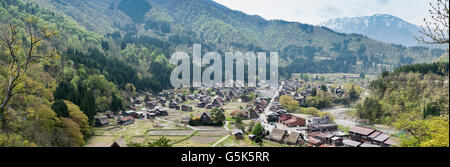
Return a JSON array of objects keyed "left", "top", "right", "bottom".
[{"left": 212, "top": 0, "right": 432, "bottom": 26}]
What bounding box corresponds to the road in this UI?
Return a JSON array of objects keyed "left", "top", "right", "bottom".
[{"left": 258, "top": 81, "right": 284, "bottom": 133}]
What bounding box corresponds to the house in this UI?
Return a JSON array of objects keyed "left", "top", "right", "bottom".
[
  {"left": 135, "top": 111, "right": 146, "bottom": 119},
  {"left": 310, "top": 124, "right": 338, "bottom": 132},
  {"left": 360, "top": 142, "right": 382, "bottom": 147},
  {"left": 169, "top": 103, "right": 180, "bottom": 110},
  {"left": 105, "top": 111, "right": 115, "bottom": 119},
  {"left": 294, "top": 95, "right": 306, "bottom": 104},
  {"left": 95, "top": 116, "right": 109, "bottom": 127},
  {"left": 248, "top": 109, "right": 259, "bottom": 119},
  {"left": 308, "top": 137, "right": 323, "bottom": 147},
  {"left": 331, "top": 136, "right": 344, "bottom": 147},
  {"left": 211, "top": 99, "right": 222, "bottom": 107},
  {"left": 309, "top": 132, "right": 334, "bottom": 145},
  {"left": 253, "top": 99, "right": 261, "bottom": 106},
  {"left": 147, "top": 108, "right": 168, "bottom": 118},
  {"left": 228, "top": 91, "right": 238, "bottom": 100},
  {"left": 248, "top": 134, "right": 256, "bottom": 141},
  {"left": 267, "top": 128, "right": 286, "bottom": 142},
  {"left": 269, "top": 105, "right": 279, "bottom": 112},
  {"left": 199, "top": 112, "right": 212, "bottom": 122},
  {"left": 216, "top": 90, "right": 226, "bottom": 97},
  {"left": 181, "top": 104, "right": 192, "bottom": 112},
  {"left": 256, "top": 106, "right": 265, "bottom": 113},
  {"left": 158, "top": 97, "right": 166, "bottom": 104},
  {"left": 286, "top": 131, "right": 302, "bottom": 145},
  {"left": 266, "top": 112, "right": 280, "bottom": 122},
  {"left": 124, "top": 110, "right": 143, "bottom": 119},
  {"left": 198, "top": 89, "right": 208, "bottom": 96},
  {"left": 123, "top": 110, "right": 135, "bottom": 117},
  {"left": 131, "top": 105, "right": 139, "bottom": 111},
  {"left": 279, "top": 115, "right": 306, "bottom": 127},
  {"left": 205, "top": 104, "right": 213, "bottom": 109},
  {"left": 307, "top": 116, "right": 330, "bottom": 126},
  {"left": 186, "top": 94, "right": 195, "bottom": 100},
  {"left": 174, "top": 96, "right": 183, "bottom": 103},
  {"left": 134, "top": 97, "right": 144, "bottom": 104},
  {"left": 147, "top": 112, "right": 157, "bottom": 118},
  {"left": 232, "top": 129, "right": 244, "bottom": 140},
  {"left": 348, "top": 126, "right": 375, "bottom": 142},
  {"left": 372, "top": 133, "right": 391, "bottom": 146},
  {"left": 117, "top": 116, "right": 135, "bottom": 125},
  {"left": 343, "top": 139, "right": 361, "bottom": 147},
  {"left": 146, "top": 101, "right": 157, "bottom": 109},
  {"left": 155, "top": 108, "right": 168, "bottom": 116},
  {"left": 240, "top": 95, "right": 251, "bottom": 102},
  {"left": 383, "top": 137, "right": 401, "bottom": 147},
  {"left": 278, "top": 114, "right": 292, "bottom": 122},
  {"left": 110, "top": 137, "right": 127, "bottom": 147},
  {"left": 197, "top": 101, "right": 207, "bottom": 108},
  {"left": 368, "top": 131, "right": 382, "bottom": 141},
  {"left": 260, "top": 99, "right": 268, "bottom": 108},
  {"left": 283, "top": 117, "right": 306, "bottom": 127}
]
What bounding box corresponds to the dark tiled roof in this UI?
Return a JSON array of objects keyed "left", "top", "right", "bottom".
[
  {"left": 368, "top": 131, "right": 382, "bottom": 139},
  {"left": 360, "top": 142, "right": 381, "bottom": 147},
  {"left": 314, "top": 132, "right": 334, "bottom": 139},
  {"left": 373, "top": 133, "right": 391, "bottom": 142},
  {"left": 384, "top": 137, "right": 401, "bottom": 146},
  {"left": 343, "top": 139, "right": 361, "bottom": 147},
  {"left": 349, "top": 126, "right": 375, "bottom": 136}
]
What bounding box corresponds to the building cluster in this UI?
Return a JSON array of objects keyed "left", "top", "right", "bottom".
[{"left": 263, "top": 81, "right": 400, "bottom": 147}]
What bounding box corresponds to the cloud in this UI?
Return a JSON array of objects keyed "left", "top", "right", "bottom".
[
  {"left": 376, "top": 0, "right": 389, "bottom": 4},
  {"left": 316, "top": 6, "right": 342, "bottom": 17}
]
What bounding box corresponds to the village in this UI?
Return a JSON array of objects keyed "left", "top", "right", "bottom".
[{"left": 86, "top": 73, "right": 401, "bottom": 147}]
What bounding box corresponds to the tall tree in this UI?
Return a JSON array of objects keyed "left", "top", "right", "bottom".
[
  {"left": 0, "top": 17, "right": 56, "bottom": 125},
  {"left": 110, "top": 93, "right": 123, "bottom": 113},
  {"left": 81, "top": 92, "right": 96, "bottom": 125}
]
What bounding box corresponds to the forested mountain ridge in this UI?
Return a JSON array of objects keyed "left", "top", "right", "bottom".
[
  {"left": 27, "top": 0, "right": 447, "bottom": 75},
  {"left": 0, "top": 0, "right": 162, "bottom": 146}
]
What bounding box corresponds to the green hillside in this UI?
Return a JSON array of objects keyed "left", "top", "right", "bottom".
[{"left": 27, "top": 0, "right": 447, "bottom": 75}]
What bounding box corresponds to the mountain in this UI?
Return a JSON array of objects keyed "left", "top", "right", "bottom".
[
  {"left": 319, "top": 14, "right": 423, "bottom": 47},
  {"left": 27, "top": 0, "right": 446, "bottom": 75}
]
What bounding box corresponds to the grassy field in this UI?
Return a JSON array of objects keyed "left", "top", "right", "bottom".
[{"left": 85, "top": 98, "right": 278, "bottom": 147}]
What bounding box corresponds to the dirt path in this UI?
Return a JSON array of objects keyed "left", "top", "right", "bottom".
[{"left": 211, "top": 121, "right": 230, "bottom": 147}]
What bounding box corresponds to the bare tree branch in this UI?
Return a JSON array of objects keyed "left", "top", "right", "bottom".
[
  {"left": 0, "top": 18, "right": 56, "bottom": 122},
  {"left": 416, "top": 0, "right": 450, "bottom": 45}
]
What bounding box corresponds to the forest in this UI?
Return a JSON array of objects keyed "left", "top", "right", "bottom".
[
  {"left": 356, "top": 62, "right": 449, "bottom": 146},
  {"left": 0, "top": 0, "right": 172, "bottom": 146}
]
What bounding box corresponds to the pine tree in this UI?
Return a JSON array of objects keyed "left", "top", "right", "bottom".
[{"left": 81, "top": 92, "right": 96, "bottom": 126}]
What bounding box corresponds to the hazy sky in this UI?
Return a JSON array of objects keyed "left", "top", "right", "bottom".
[{"left": 212, "top": 0, "right": 432, "bottom": 26}]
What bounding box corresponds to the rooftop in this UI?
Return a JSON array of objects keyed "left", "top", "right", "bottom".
[{"left": 349, "top": 126, "right": 375, "bottom": 136}]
